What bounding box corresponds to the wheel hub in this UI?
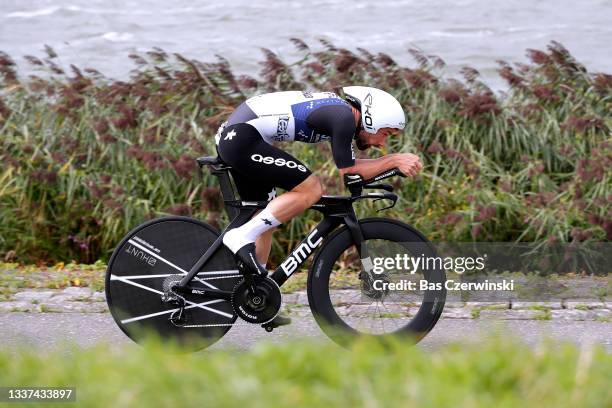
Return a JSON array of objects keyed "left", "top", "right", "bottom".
[{"left": 360, "top": 271, "right": 389, "bottom": 300}]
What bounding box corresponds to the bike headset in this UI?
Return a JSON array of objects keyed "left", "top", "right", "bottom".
[{"left": 341, "top": 86, "right": 406, "bottom": 144}]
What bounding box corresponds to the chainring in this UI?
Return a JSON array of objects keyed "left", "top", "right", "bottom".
[{"left": 231, "top": 276, "right": 282, "bottom": 324}]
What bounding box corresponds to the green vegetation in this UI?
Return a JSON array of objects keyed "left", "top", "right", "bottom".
[
  {"left": 534, "top": 309, "right": 553, "bottom": 320},
  {"left": 0, "top": 261, "right": 104, "bottom": 300},
  {"left": 0, "top": 262, "right": 607, "bottom": 301},
  {"left": 0, "top": 40, "right": 610, "bottom": 265},
  {"left": 0, "top": 261, "right": 306, "bottom": 297},
  {"left": 37, "top": 303, "right": 59, "bottom": 313},
  {"left": 0, "top": 337, "right": 609, "bottom": 407}
]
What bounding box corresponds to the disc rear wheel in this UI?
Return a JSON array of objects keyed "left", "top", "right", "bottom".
[{"left": 105, "top": 216, "right": 241, "bottom": 351}]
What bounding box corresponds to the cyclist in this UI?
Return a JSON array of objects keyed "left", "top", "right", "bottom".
[{"left": 217, "top": 87, "right": 423, "bottom": 322}]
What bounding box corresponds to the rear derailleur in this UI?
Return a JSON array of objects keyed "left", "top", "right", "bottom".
[{"left": 161, "top": 275, "right": 189, "bottom": 327}]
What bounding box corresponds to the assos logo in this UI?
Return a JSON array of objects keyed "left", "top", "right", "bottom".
[
  {"left": 251, "top": 154, "right": 307, "bottom": 172},
  {"left": 281, "top": 229, "right": 323, "bottom": 276},
  {"left": 363, "top": 93, "right": 374, "bottom": 131}
]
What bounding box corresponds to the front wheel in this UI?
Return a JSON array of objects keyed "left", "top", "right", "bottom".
[{"left": 307, "top": 218, "right": 446, "bottom": 347}]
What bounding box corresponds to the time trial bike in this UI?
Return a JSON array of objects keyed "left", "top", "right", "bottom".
[{"left": 105, "top": 155, "right": 446, "bottom": 350}]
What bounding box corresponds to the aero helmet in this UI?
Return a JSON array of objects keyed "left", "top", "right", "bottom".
[{"left": 342, "top": 86, "right": 406, "bottom": 134}]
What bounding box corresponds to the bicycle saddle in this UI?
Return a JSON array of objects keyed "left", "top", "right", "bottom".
[{"left": 196, "top": 156, "right": 224, "bottom": 167}]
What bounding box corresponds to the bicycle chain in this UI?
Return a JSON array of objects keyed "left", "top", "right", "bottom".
[
  {"left": 167, "top": 282, "right": 244, "bottom": 329},
  {"left": 167, "top": 275, "right": 281, "bottom": 329}
]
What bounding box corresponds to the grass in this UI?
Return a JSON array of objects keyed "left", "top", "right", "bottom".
[
  {"left": 280, "top": 271, "right": 308, "bottom": 294},
  {"left": 1, "top": 262, "right": 608, "bottom": 306},
  {"left": 38, "top": 304, "right": 60, "bottom": 313},
  {"left": 573, "top": 304, "right": 595, "bottom": 311},
  {"left": 0, "top": 40, "right": 610, "bottom": 266},
  {"left": 0, "top": 336, "right": 609, "bottom": 408},
  {"left": 0, "top": 261, "right": 308, "bottom": 297},
  {"left": 481, "top": 303, "right": 509, "bottom": 310},
  {"left": 0, "top": 262, "right": 105, "bottom": 300},
  {"left": 534, "top": 310, "right": 553, "bottom": 321},
  {"left": 526, "top": 304, "right": 552, "bottom": 311}
]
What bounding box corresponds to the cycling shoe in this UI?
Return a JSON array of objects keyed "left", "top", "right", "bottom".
[
  {"left": 234, "top": 243, "right": 267, "bottom": 276},
  {"left": 262, "top": 312, "right": 292, "bottom": 332},
  {"left": 269, "top": 312, "right": 292, "bottom": 327}
]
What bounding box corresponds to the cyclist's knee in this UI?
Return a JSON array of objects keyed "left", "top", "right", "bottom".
[{"left": 293, "top": 175, "right": 323, "bottom": 204}]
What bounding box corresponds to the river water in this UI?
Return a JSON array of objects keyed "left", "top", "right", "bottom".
[{"left": 1, "top": 0, "right": 610, "bottom": 89}]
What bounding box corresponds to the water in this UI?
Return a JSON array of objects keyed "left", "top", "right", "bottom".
[{"left": 1, "top": 0, "right": 611, "bottom": 89}]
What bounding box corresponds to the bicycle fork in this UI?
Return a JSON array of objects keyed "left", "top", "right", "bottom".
[{"left": 343, "top": 211, "right": 375, "bottom": 276}]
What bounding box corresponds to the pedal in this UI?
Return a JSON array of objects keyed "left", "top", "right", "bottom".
[{"left": 261, "top": 314, "right": 292, "bottom": 332}]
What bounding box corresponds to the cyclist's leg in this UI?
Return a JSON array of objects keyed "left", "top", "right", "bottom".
[
  {"left": 265, "top": 174, "right": 322, "bottom": 221},
  {"left": 225, "top": 169, "right": 277, "bottom": 265},
  {"left": 252, "top": 176, "right": 322, "bottom": 265},
  {"left": 217, "top": 123, "right": 322, "bottom": 273},
  {"left": 253, "top": 176, "right": 322, "bottom": 265}
]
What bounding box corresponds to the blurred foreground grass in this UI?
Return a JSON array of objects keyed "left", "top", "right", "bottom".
[{"left": 0, "top": 336, "right": 610, "bottom": 407}]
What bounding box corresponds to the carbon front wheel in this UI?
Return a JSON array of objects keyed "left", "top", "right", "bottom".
[
  {"left": 307, "top": 218, "right": 446, "bottom": 347},
  {"left": 105, "top": 216, "right": 240, "bottom": 351}
]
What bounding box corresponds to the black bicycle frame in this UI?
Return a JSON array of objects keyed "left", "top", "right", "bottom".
[{"left": 175, "top": 157, "right": 398, "bottom": 298}]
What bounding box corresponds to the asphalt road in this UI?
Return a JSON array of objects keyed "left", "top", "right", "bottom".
[{"left": 1, "top": 312, "right": 610, "bottom": 352}]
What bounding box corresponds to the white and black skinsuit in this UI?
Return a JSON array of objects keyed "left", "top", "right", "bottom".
[{"left": 216, "top": 91, "right": 358, "bottom": 201}]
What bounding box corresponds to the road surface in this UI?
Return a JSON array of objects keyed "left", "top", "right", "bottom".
[{"left": 1, "top": 312, "right": 610, "bottom": 352}]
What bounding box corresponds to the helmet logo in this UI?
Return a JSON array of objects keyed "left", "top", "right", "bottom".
[{"left": 363, "top": 93, "right": 374, "bottom": 131}]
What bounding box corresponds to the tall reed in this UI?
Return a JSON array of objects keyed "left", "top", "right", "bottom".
[{"left": 0, "top": 41, "right": 610, "bottom": 265}]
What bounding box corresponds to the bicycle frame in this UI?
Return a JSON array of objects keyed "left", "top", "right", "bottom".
[{"left": 174, "top": 158, "right": 398, "bottom": 299}]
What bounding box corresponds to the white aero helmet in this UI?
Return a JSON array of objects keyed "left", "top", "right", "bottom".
[{"left": 342, "top": 86, "right": 406, "bottom": 134}]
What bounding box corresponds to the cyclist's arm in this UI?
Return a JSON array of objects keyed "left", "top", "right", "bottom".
[
  {"left": 306, "top": 105, "right": 421, "bottom": 179},
  {"left": 306, "top": 105, "right": 356, "bottom": 169},
  {"left": 338, "top": 155, "right": 402, "bottom": 179}
]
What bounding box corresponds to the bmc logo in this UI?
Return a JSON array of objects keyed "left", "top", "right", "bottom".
[
  {"left": 281, "top": 229, "right": 323, "bottom": 276},
  {"left": 251, "top": 154, "right": 308, "bottom": 172},
  {"left": 363, "top": 93, "right": 374, "bottom": 130}
]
